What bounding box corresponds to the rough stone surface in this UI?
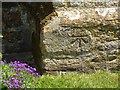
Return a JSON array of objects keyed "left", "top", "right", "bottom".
[
  {"left": 2, "top": 3, "right": 34, "bottom": 54},
  {"left": 43, "top": 1, "right": 120, "bottom": 72},
  {"left": 2, "top": 2, "right": 55, "bottom": 74},
  {"left": 2, "top": 3, "right": 36, "bottom": 67},
  {"left": 2, "top": 1, "right": 120, "bottom": 73}
]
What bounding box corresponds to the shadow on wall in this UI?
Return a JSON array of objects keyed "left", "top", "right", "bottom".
[{"left": 2, "top": 2, "right": 55, "bottom": 75}]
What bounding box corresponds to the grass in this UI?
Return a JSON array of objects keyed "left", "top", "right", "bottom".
[
  {"left": 0, "top": 60, "right": 119, "bottom": 88},
  {"left": 0, "top": 53, "right": 2, "bottom": 60},
  {"left": 0, "top": 34, "right": 3, "bottom": 38},
  {"left": 32, "top": 71, "right": 118, "bottom": 88}
]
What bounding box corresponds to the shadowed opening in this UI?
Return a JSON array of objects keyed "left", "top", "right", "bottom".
[{"left": 2, "top": 2, "right": 55, "bottom": 75}]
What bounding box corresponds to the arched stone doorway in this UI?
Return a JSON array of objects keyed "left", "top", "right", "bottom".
[{"left": 2, "top": 2, "right": 56, "bottom": 75}]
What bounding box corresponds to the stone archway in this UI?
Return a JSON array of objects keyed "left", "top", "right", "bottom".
[{"left": 2, "top": 2, "right": 56, "bottom": 75}]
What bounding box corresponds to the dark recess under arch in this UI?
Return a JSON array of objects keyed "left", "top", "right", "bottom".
[{"left": 2, "top": 2, "right": 55, "bottom": 75}]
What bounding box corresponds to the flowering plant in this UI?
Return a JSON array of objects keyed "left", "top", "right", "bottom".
[{"left": 0, "top": 60, "right": 40, "bottom": 89}]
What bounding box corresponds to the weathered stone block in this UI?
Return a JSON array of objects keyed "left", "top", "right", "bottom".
[{"left": 43, "top": 2, "right": 119, "bottom": 71}]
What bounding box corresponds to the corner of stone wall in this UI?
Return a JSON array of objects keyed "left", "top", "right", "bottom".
[{"left": 43, "top": 0, "right": 119, "bottom": 72}]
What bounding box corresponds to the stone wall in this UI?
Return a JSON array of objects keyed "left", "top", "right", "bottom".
[
  {"left": 2, "top": 1, "right": 120, "bottom": 73},
  {"left": 43, "top": 0, "right": 120, "bottom": 72},
  {"left": 2, "top": 2, "right": 55, "bottom": 73},
  {"left": 2, "top": 3, "right": 35, "bottom": 63}
]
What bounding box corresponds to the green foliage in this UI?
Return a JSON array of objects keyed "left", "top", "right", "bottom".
[
  {"left": 0, "top": 53, "right": 2, "bottom": 60},
  {"left": 0, "top": 34, "right": 3, "bottom": 38},
  {"left": 1, "top": 61, "right": 118, "bottom": 88},
  {"left": 0, "top": 61, "right": 39, "bottom": 89},
  {"left": 31, "top": 71, "right": 118, "bottom": 88}
]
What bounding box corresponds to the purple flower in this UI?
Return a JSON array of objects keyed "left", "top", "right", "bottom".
[
  {"left": 10, "top": 64, "right": 14, "bottom": 67},
  {"left": 24, "top": 68, "right": 33, "bottom": 73},
  {"left": 21, "top": 75, "right": 24, "bottom": 78},
  {"left": 35, "top": 73, "right": 40, "bottom": 77},
  {"left": 3, "top": 60, "right": 41, "bottom": 88},
  {"left": 28, "top": 66, "right": 30, "bottom": 68},
  {"left": 20, "top": 63, "right": 26, "bottom": 67},
  {"left": 13, "top": 79, "right": 19, "bottom": 83},
  {"left": 16, "top": 68, "right": 21, "bottom": 71},
  {"left": 14, "top": 61, "right": 19, "bottom": 64},
  {"left": 28, "top": 69, "right": 33, "bottom": 73},
  {"left": 4, "top": 80, "right": 10, "bottom": 83},
  {"left": 32, "top": 73, "right": 36, "bottom": 76},
  {"left": 31, "top": 67, "right": 36, "bottom": 72},
  {"left": 32, "top": 73, "right": 40, "bottom": 77},
  {"left": 33, "top": 68, "right": 36, "bottom": 71},
  {"left": 21, "top": 79, "right": 24, "bottom": 83},
  {"left": 9, "top": 84, "right": 13, "bottom": 88},
  {"left": 26, "top": 68, "right": 33, "bottom": 73},
  {"left": 16, "top": 64, "right": 21, "bottom": 67},
  {"left": 11, "top": 69, "right": 15, "bottom": 72},
  {"left": 0, "top": 75, "right": 2, "bottom": 79},
  {"left": 0, "top": 60, "right": 4, "bottom": 64},
  {"left": 15, "top": 73, "right": 19, "bottom": 76},
  {"left": 11, "top": 77, "right": 15, "bottom": 80},
  {"left": 14, "top": 83, "right": 19, "bottom": 88},
  {"left": 8, "top": 76, "right": 11, "bottom": 79}
]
